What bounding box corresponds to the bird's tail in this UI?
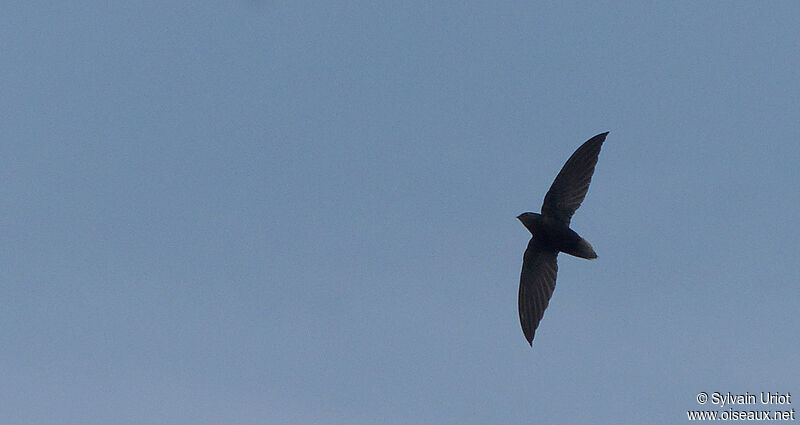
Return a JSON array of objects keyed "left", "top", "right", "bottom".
[{"left": 565, "top": 237, "right": 597, "bottom": 259}]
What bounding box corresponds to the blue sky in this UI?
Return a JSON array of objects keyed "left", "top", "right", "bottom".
[{"left": 2, "top": 2, "right": 798, "bottom": 424}]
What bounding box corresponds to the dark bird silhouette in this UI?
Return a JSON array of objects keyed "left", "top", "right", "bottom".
[{"left": 517, "top": 132, "right": 608, "bottom": 346}]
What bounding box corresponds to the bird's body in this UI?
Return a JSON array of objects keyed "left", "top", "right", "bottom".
[
  {"left": 518, "top": 213, "right": 596, "bottom": 260},
  {"left": 517, "top": 132, "right": 608, "bottom": 347}
]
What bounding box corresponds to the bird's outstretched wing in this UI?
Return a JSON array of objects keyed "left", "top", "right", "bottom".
[
  {"left": 518, "top": 238, "right": 559, "bottom": 346},
  {"left": 541, "top": 132, "right": 608, "bottom": 224}
]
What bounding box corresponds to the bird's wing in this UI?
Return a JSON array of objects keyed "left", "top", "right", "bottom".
[
  {"left": 541, "top": 132, "right": 608, "bottom": 225},
  {"left": 518, "top": 238, "right": 559, "bottom": 346}
]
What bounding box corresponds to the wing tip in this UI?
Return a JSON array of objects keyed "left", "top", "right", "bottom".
[
  {"left": 593, "top": 131, "right": 610, "bottom": 142},
  {"left": 524, "top": 330, "right": 534, "bottom": 346}
]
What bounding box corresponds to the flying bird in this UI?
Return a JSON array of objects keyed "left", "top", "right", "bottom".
[{"left": 517, "top": 132, "right": 608, "bottom": 346}]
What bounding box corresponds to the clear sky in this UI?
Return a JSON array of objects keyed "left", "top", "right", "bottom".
[{"left": 2, "top": 2, "right": 798, "bottom": 424}]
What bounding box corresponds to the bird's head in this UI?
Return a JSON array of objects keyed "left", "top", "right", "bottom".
[{"left": 517, "top": 212, "right": 541, "bottom": 234}]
